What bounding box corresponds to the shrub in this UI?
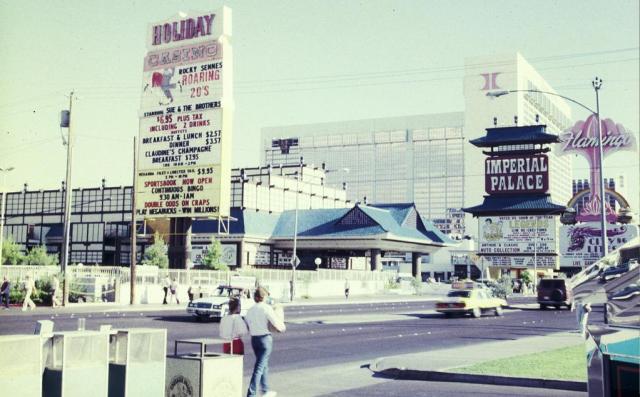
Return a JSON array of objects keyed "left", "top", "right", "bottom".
[
  {"left": 24, "top": 246, "right": 58, "bottom": 266},
  {"left": 142, "top": 232, "right": 168, "bottom": 269},
  {"left": 1, "top": 236, "right": 25, "bottom": 266},
  {"left": 202, "top": 238, "right": 228, "bottom": 271},
  {"left": 489, "top": 275, "right": 513, "bottom": 299}
]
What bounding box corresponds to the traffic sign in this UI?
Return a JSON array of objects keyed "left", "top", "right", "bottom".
[{"left": 291, "top": 256, "right": 301, "bottom": 267}]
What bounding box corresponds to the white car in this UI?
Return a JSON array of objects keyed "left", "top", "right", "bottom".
[{"left": 186, "top": 285, "right": 254, "bottom": 321}]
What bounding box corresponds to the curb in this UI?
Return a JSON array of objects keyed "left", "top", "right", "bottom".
[{"left": 375, "top": 367, "right": 587, "bottom": 392}]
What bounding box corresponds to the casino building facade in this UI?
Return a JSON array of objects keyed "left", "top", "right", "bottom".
[{"left": 1, "top": 164, "right": 449, "bottom": 273}]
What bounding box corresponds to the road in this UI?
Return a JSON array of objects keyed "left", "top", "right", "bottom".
[{"left": 0, "top": 298, "right": 587, "bottom": 396}]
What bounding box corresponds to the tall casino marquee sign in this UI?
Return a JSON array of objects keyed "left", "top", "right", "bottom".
[{"left": 136, "top": 8, "right": 233, "bottom": 219}]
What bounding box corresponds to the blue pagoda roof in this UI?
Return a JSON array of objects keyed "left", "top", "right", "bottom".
[
  {"left": 469, "top": 125, "right": 560, "bottom": 147},
  {"left": 463, "top": 194, "right": 566, "bottom": 216},
  {"left": 192, "top": 203, "right": 452, "bottom": 247}
]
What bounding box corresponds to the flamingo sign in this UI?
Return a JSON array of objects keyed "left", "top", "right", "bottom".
[{"left": 558, "top": 115, "right": 636, "bottom": 222}]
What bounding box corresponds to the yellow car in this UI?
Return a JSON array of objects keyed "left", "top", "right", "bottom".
[{"left": 436, "top": 285, "right": 507, "bottom": 318}]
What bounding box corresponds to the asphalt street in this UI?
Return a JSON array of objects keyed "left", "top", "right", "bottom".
[{"left": 0, "top": 298, "right": 581, "bottom": 379}]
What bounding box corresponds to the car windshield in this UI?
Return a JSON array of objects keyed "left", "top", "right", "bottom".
[
  {"left": 447, "top": 290, "right": 471, "bottom": 298},
  {"left": 215, "top": 287, "right": 244, "bottom": 297}
]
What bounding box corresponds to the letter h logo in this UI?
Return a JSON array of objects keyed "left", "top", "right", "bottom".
[{"left": 480, "top": 72, "right": 501, "bottom": 90}]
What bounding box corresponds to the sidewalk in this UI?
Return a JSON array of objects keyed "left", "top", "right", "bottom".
[
  {"left": 0, "top": 292, "right": 443, "bottom": 316},
  {"left": 369, "top": 331, "right": 587, "bottom": 392}
]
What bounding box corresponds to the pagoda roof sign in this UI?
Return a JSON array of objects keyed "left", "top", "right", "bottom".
[{"left": 470, "top": 125, "right": 560, "bottom": 148}]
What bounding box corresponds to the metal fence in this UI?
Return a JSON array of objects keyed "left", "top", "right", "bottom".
[{"left": 0, "top": 265, "right": 391, "bottom": 287}]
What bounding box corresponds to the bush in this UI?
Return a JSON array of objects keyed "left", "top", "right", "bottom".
[
  {"left": 8, "top": 276, "right": 54, "bottom": 306},
  {"left": 202, "top": 238, "right": 228, "bottom": 271},
  {"left": 142, "top": 232, "right": 169, "bottom": 269},
  {"left": 385, "top": 278, "right": 400, "bottom": 290},
  {"left": 489, "top": 275, "right": 513, "bottom": 299},
  {"left": 24, "top": 246, "right": 58, "bottom": 266},
  {"left": 1, "top": 236, "right": 25, "bottom": 266}
]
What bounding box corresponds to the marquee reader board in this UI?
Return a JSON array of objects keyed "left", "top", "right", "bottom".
[
  {"left": 479, "top": 215, "right": 557, "bottom": 255},
  {"left": 138, "top": 107, "right": 223, "bottom": 170},
  {"left": 136, "top": 8, "right": 232, "bottom": 219},
  {"left": 482, "top": 255, "right": 558, "bottom": 269},
  {"left": 136, "top": 165, "right": 222, "bottom": 217}
]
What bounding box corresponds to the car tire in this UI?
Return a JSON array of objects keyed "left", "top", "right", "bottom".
[
  {"left": 494, "top": 306, "right": 503, "bottom": 317},
  {"left": 472, "top": 307, "right": 481, "bottom": 318},
  {"left": 540, "top": 304, "right": 547, "bottom": 310}
]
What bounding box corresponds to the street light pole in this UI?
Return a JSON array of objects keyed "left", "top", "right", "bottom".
[
  {"left": 291, "top": 165, "right": 301, "bottom": 301},
  {"left": 61, "top": 91, "right": 75, "bottom": 306},
  {"left": 0, "top": 166, "right": 15, "bottom": 268},
  {"left": 592, "top": 77, "right": 608, "bottom": 256},
  {"left": 487, "top": 79, "right": 609, "bottom": 259},
  {"left": 533, "top": 215, "right": 538, "bottom": 294}
]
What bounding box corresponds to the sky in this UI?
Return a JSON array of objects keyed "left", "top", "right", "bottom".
[{"left": 1, "top": 0, "right": 638, "bottom": 210}]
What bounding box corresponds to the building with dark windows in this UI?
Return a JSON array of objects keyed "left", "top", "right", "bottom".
[
  {"left": 1, "top": 165, "right": 351, "bottom": 267},
  {"left": 1, "top": 162, "right": 451, "bottom": 276}
]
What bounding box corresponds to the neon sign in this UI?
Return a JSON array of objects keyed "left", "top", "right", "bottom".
[{"left": 558, "top": 115, "right": 636, "bottom": 222}]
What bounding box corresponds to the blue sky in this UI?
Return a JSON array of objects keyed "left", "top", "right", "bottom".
[{"left": 1, "top": 0, "right": 638, "bottom": 208}]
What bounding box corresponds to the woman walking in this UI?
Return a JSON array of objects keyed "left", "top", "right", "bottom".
[
  {"left": 219, "top": 297, "right": 248, "bottom": 354},
  {"left": 22, "top": 275, "right": 36, "bottom": 311}
]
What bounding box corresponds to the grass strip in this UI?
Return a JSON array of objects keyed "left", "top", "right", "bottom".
[{"left": 449, "top": 344, "right": 587, "bottom": 381}]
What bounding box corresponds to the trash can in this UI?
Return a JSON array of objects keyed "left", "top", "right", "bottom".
[
  {"left": 42, "top": 331, "right": 110, "bottom": 397},
  {"left": 165, "top": 338, "right": 243, "bottom": 397},
  {"left": 108, "top": 328, "right": 167, "bottom": 397},
  {"left": 0, "top": 334, "right": 43, "bottom": 397}
]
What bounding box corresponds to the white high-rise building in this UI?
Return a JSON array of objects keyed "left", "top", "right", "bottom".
[
  {"left": 463, "top": 53, "right": 573, "bottom": 213},
  {"left": 262, "top": 113, "right": 466, "bottom": 236},
  {"left": 262, "top": 53, "right": 573, "bottom": 238}
]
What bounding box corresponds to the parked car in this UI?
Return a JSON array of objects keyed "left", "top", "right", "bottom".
[
  {"left": 537, "top": 278, "right": 573, "bottom": 309},
  {"left": 186, "top": 285, "right": 254, "bottom": 321},
  {"left": 435, "top": 285, "right": 507, "bottom": 318}
]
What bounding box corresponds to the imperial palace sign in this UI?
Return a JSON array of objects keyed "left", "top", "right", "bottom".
[{"left": 485, "top": 154, "right": 549, "bottom": 194}]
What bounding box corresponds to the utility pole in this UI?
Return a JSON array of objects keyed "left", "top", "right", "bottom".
[
  {"left": 0, "top": 167, "right": 15, "bottom": 268},
  {"left": 130, "top": 137, "right": 137, "bottom": 305},
  {"left": 61, "top": 91, "right": 74, "bottom": 306}
]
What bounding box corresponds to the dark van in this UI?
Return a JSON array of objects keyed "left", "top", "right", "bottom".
[{"left": 537, "top": 278, "right": 573, "bottom": 309}]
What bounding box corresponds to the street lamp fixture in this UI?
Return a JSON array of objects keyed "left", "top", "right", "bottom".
[
  {"left": 486, "top": 79, "right": 608, "bottom": 260},
  {"left": 0, "top": 166, "right": 15, "bottom": 268}
]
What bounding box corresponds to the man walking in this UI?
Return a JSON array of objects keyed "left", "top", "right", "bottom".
[
  {"left": 0, "top": 276, "right": 11, "bottom": 309},
  {"left": 162, "top": 276, "right": 170, "bottom": 304},
  {"left": 51, "top": 275, "right": 61, "bottom": 308},
  {"left": 244, "top": 287, "right": 285, "bottom": 397}
]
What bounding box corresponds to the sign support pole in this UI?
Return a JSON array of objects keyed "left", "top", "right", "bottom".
[{"left": 130, "top": 137, "right": 137, "bottom": 305}]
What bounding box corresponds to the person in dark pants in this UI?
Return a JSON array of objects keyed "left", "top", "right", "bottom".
[
  {"left": 244, "top": 287, "right": 285, "bottom": 397},
  {"left": 0, "top": 276, "right": 10, "bottom": 309},
  {"left": 162, "top": 276, "right": 170, "bottom": 304},
  {"left": 187, "top": 286, "right": 194, "bottom": 303}
]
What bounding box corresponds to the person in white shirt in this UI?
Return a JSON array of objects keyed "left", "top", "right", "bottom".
[
  {"left": 169, "top": 278, "right": 180, "bottom": 304},
  {"left": 51, "top": 275, "right": 61, "bottom": 308},
  {"left": 244, "top": 287, "right": 285, "bottom": 397},
  {"left": 219, "top": 297, "right": 248, "bottom": 354},
  {"left": 22, "top": 275, "right": 36, "bottom": 311}
]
